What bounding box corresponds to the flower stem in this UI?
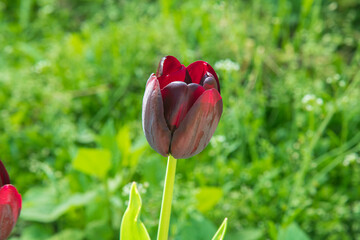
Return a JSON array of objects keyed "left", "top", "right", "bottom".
[{"left": 157, "top": 155, "right": 177, "bottom": 240}]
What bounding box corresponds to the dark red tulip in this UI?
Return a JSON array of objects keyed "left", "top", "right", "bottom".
[
  {"left": 142, "top": 56, "right": 223, "bottom": 159},
  {"left": 0, "top": 160, "right": 21, "bottom": 240}
]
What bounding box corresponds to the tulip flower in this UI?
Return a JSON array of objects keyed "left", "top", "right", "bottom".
[
  {"left": 0, "top": 160, "right": 22, "bottom": 240},
  {"left": 142, "top": 56, "right": 223, "bottom": 159}
]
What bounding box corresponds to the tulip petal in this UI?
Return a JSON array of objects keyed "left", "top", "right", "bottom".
[
  {"left": 170, "top": 89, "right": 223, "bottom": 159},
  {"left": 0, "top": 160, "right": 10, "bottom": 187},
  {"left": 186, "top": 61, "right": 220, "bottom": 92},
  {"left": 142, "top": 74, "right": 172, "bottom": 157},
  {"left": 0, "top": 185, "right": 22, "bottom": 240},
  {"left": 161, "top": 82, "right": 205, "bottom": 131},
  {"left": 203, "top": 73, "right": 219, "bottom": 91},
  {"left": 156, "top": 56, "right": 187, "bottom": 89}
]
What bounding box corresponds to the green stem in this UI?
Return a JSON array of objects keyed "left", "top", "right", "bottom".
[{"left": 157, "top": 155, "right": 177, "bottom": 240}]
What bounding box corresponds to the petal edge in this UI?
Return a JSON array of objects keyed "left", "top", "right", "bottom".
[
  {"left": 142, "top": 74, "right": 172, "bottom": 156},
  {"left": 170, "top": 89, "right": 223, "bottom": 159}
]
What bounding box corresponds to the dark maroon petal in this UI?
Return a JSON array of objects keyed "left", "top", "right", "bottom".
[
  {"left": 156, "top": 56, "right": 181, "bottom": 78},
  {"left": 0, "top": 160, "right": 10, "bottom": 187},
  {"left": 170, "top": 89, "right": 223, "bottom": 159},
  {"left": 156, "top": 56, "right": 186, "bottom": 89},
  {"left": 161, "top": 82, "right": 205, "bottom": 131},
  {"left": 202, "top": 72, "right": 218, "bottom": 90},
  {"left": 186, "top": 61, "right": 220, "bottom": 92},
  {"left": 0, "top": 185, "right": 22, "bottom": 240},
  {"left": 142, "top": 74, "right": 172, "bottom": 157}
]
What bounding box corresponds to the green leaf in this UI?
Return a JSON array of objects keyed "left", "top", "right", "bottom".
[
  {"left": 227, "top": 228, "right": 263, "bottom": 240},
  {"left": 48, "top": 229, "right": 84, "bottom": 240},
  {"left": 211, "top": 218, "right": 228, "bottom": 240},
  {"left": 97, "top": 119, "right": 117, "bottom": 151},
  {"left": 120, "top": 182, "right": 150, "bottom": 240},
  {"left": 21, "top": 183, "right": 96, "bottom": 222},
  {"left": 14, "top": 224, "right": 53, "bottom": 240},
  {"left": 175, "top": 213, "right": 216, "bottom": 240},
  {"left": 116, "top": 126, "right": 131, "bottom": 166},
  {"left": 195, "top": 187, "right": 223, "bottom": 213},
  {"left": 72, "top": 148, "right": 112, "bottom": 179},
  {"left": 278, "top": 223, "right": 310, "bottom": 240},
  {"left": 86, "top": 220, "right": 114, "bottom": 240}
]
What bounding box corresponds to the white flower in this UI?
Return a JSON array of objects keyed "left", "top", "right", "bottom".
[
  {"left": 214, "top": 59, "right": 240, "bottom": 72},
  {"left": 302, "top": 94, "right": 316, "bottom": 104},
  {"left": 343, "top": 153, "right": 358, "bottom": 166},
  {"left": 301, "top": 94, "right": 324, "bottom": 111},
  {"left": 316, "top": 98, "right": 323, "bottom": 105}
]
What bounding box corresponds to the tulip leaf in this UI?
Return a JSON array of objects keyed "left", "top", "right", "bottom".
[
  {"left": 195, "top": 187, "right": 223, "bottom": 213},
  {"left": 120, "top": 182, "right": 150, "bottom": 240},
  {"left": 211, "top": 218, "right": 228, "bottom": 240},
  {"left": 72, "top": 148, "right": 112, "bottom": 179}
]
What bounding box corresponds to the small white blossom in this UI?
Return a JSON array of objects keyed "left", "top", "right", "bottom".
[
  {"left": 122, "top": 182, "right": 148, "bottom": 196},
  {"left": 343, "top": 153, "right": 358, "bottom": 166},
  {"left": 302, "top": 94, "right": 316, "bottom": 104},
  {"left": 302, "top": 94, "right": 324, "bottom": 112},
  {"left": 214, "top": 59, "right": 240, "bottom": 72},
  {"left": 339, "top": 80, "right": 346, "bottom": 87},
  {"left": 316, "top": 98, "right": 323, "bottom": 105}
]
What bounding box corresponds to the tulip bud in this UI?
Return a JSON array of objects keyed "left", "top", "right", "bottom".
[
  {"left": 142, "top": 56, "right": 223, "bottom": 159},
  {"left": 0, "top": 160, "right": 22, "bottom": 240}
]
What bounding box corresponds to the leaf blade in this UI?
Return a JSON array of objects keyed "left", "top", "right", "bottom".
[
  {"left": 120, "top": 182, "right": 150, "bottom": 240},
  {"left": 72, "top": 148, "right": 112, "bottom": 179},
  {"left": 211, "top": 218, "right": 228, "bottom": 240}
]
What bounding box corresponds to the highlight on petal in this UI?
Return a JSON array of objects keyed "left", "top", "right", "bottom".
[
  {"left": 142, "top": 74, "right": 172, "bottom": 157},
  {"left": 161, "top": 82, "right": 205, "bottom": 131},
  {"left": 0, "top": 160, "right": 10, "bottom": 187},
  {"left": 0, "top": 185, "right": 22, "bottom": 240},
  {"left": 186, "top": 61, "right": 220, "bottom": 92},
  {"left": 170, "top": 88, "right": 223, "bottom": 159},
  {"left": 202, "top": 72, "right": 218, "bottom": 91},
  {"left": 156, "top": 56, "right": 186, "bottom": 89}
]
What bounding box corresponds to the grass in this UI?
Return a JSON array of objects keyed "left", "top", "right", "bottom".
[{"left": 1, "top": 0, "right": 360, "bottom": 239}]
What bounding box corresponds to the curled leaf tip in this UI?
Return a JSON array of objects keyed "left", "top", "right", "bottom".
[
  {"left": 211, "top": 217, "right": 228, "bottom": 240},
  {"left": 120, "top": 182, "right": 150, "bottom": 240}
]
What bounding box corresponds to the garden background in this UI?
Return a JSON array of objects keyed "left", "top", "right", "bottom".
[{"left": 1, "top": 0, "right": 360, "bottom": 239}]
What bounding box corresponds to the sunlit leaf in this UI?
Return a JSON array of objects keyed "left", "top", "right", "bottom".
[
  {"left": 211, "top": 218, "right": 228, "bottom": 240},
  {"left": 195, "top": 187, "right": 223, "bottom": 213},
  {"left": 72, "top": 148, "right": 112, "bottom": 179},
  {"left": 120, "top": 182, "right": 150, "bottom": 240},
  {"left": 116, "top": 126, "right": 131, "bottom": 166},
  {"left": 97, "top": 119, "right": 117, "bottom": 151}
]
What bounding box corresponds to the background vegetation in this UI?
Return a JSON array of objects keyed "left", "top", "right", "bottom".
[{"left": 1, "top": 0, "right": 360, "bottom": 239}]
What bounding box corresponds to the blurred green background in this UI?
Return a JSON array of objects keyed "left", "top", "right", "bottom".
[{"left": 1, "top": 0, "right": 360, "bottom": 239}]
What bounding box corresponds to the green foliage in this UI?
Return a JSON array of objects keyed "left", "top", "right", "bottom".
[
  {"left": 73, "top": 148, "right": 112, "bottom": 179},
  {"left": 21, "top": 182, "right": 96, "bottom": 222},
  {"left": 278, "top": 223, "right": 311, "bottom": 240},
  {"left": 120, "top": 182, "right": 150, "bottom": 240},
  {"left": 195, "top": 187, "right": 223, "bottom": 213},
  {"left": 1, "top": 0, "right": 360, "bottom": 239},
  {"left": 211, "top": 218, "right": 227, "bottom": 240}
]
